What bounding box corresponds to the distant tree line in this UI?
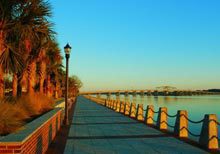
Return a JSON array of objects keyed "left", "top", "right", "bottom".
[{"left": 203, "top": 89, "right": 220, "bottom": 93}]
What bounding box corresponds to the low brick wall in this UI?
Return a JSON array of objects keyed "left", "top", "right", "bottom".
[{"left": 0, "top": 108, "right": 62, "bottom": 154}]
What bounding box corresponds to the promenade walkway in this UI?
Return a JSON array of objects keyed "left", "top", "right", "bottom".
[{"left": 64, "top": 96, "right": 208, "bottom": 154}]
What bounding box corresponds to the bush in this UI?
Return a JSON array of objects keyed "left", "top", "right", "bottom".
[
  {"left": 16, "top": 93, "right": 54, "bottom": 116},
  {"left": 0, "top": 102, "right": 29, "bottom": 135},
  {"left": 0, "top": 93, "right": 55, "bottom": 135}
]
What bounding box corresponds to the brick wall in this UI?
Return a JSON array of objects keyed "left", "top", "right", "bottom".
[{"left": 0, "top": 108, "right": 62, "bottom": 154}]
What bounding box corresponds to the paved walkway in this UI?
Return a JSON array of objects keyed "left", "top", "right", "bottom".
[{"left": 64, "top": 96, "right": 208, "bottom": 154}]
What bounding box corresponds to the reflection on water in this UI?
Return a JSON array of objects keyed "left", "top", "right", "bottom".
[{"left": 101, "top": 94, "right": 220, "bottom": 141}]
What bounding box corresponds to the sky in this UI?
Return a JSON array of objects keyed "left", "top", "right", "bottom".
[{"left": 51, "top": 0, "right": 220, "bottom": 91}]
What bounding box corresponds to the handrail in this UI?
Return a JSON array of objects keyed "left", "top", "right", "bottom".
[
  {"left": 183, "top": 115, "right": 204, "bottom": 124},
  {"left": 86, "top": 96, "right": 220, "bottom": 150},
  {"left": 164, "top": 112, "right": 177, "bottom": 118},
  {"left": 163, "top": 121, "right": 175, "bottom": 128},
  {"left": 143, "top": 108, "right": 159, "bottom": 114},
  {"left": 184, "top": 127, "right": 201, "bottom": 137}
]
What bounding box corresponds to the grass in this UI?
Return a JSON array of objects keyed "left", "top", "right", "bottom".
[{"left": 0, "top": 93, "right": 55, "bottom": 135}]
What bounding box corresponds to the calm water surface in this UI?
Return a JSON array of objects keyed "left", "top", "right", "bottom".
[{"left": 101, "top": 95, "right": 220, "bottom": 141}]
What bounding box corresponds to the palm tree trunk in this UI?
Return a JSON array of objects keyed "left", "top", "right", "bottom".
[
  {"left": 46, "top": 75, "right": 51, "bottom": 97},
  {"left": 54, "top": 83, "right": 58, "bottom": 99},
  {"left": 12, "top": 73, "right": 17, "bottom": 97},
  {"left": 27, "top": 61, "right": 36, "bottom": 95},
  {"left": 21, "top": 71, "right": 28, "bottom": 93},
  {"left": 39, "top": 61, "right": 46, "bottom": 94},
  {"left": 17, "top": 73, "right": 22, "bottom": 97},
  {"left": 0, "top": 30, "right": 4, "bottom": 98},
  {"left": 0, "top": 67, "right": 4, "bottom": 98}
]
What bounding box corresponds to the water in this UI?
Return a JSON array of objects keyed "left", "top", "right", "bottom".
[{"left": 100, "top": 94, "right": 220, "bottom": 142}]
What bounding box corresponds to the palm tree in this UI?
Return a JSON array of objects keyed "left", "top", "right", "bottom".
[
  {"left": 56, "top": 68, "right": 66, "bottom": 97},
  {"left": 0, "top": 0, "right": 58, "bottom": 98},
  {"left": 38, "top": 49, "right": 47, "bottom": 94},
  {"left": 0, "top": 0, "right": 10, "bottom": 98},
  {"left": 0, "top": 0, "right": 25, "bottom": 98},
  {"left": 44, "top": 40, "right": 62, "bottom": 97},
  {"left": 14, "top": 0, "right": 53, "bottom": 96}
]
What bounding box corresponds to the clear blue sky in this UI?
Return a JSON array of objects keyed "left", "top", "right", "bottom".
[{"left": 51, "top": 0, "right": 220, "bottom": 91}]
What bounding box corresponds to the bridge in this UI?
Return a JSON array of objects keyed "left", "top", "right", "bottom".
[{"left": 80, "top": 88, "right": 217, "bottom": 98}]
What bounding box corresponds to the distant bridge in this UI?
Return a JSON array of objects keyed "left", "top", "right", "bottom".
[{"left": 80, "top": 89, "right": 217, "bottom": 97}]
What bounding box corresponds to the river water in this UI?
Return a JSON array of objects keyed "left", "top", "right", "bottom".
[{"left": 100, "top": 95, "right": 220, "bottom": 142}]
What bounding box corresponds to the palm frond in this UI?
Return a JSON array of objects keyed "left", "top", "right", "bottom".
[{"left": 0, "top": 43, "right": 24, "bottom": 74}]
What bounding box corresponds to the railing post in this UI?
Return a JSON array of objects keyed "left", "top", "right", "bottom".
[
  {"left": 125, "top": 102, "right": 130, "bottom": 115},
  {"left": 104, "top": 99, "right": 107, "bottom": 106},
  {"left": 157, "top": 107, "right": 168, "bottom": 130},
  {"left": 108, "top": 100, "right": 111, "bottom": 108},
  {"left": 110, "top": 100, "right": 113, "bottom": 109},
  {"left": 199, "top": 114, "right": 219, "bottom": 150},
  {"left": 108, "top": 99, "right": 111, "bottom": 108},
  {"left": 130, "top": 103, "right": 136, "bottom": 118},
  {"left": 120, "top": 101, "right": 125, "bottom": 113},
  {"left": 113, "top": 100, "right": 117, "bottom": 110},
  {"left": 106, "top": 100, "right": 109, "bottom": 107},
  {"left": 136, "top": 104, "right": 144, "bottom": 121},
  {"left": 145, "top": 105, "right": 154, "bottom": 125},
  {"left": 115, "top": 100, "right": 120, "bottom": 112},
  {"left": 174, "top": 110, "right": 188, "bottom": 138},
  {"left": 112, "top": 100, "right": 116, "bottom": 109}
]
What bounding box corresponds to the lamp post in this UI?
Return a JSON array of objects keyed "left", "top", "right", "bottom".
[{"left": 64, "top": 43, "right": 71, "bottom": 125}]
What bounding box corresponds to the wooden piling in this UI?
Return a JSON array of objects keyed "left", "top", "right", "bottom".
[
  {"left": 116, "top": 100, "right": 120, "bottom": 112},
  {"left": 120, "top": 101, "right": 125, "bottom": 113},
  {"left": 104, "top": 99, "right": 107, "bottom": 106},
  {"left": 107, "top": 99, "right": 110, "bottom": 107},
  {"left": 130, "top": 103, "right": 136, "bottom": 118},
  {"left": 145, "top": 105, "right": 154, "bottom": 125},
  {"left": 108, "top": 99, "right": 111, "bottom": 108},
  {"left": 199, "top": 114, "right": 219, "bottom": 150},
  {"left": 157, "top": 107, "right": 168, "bottom": 130},
  {"left": 174, "top": 110, "right": 188, "bottom": 138},
  {"left": 125, "top": 102, "right": 130, "bottom": 115},
  {"left": 110, "top": 100, "right": 114, "bottom": 109},
  {"left": 136, "top": 104, "right": 144, "bottom": 121},
  {"left": 113, "top": 100, "right": 117, "bottom": 110}
]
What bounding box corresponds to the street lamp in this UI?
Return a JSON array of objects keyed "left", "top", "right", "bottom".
[{"left": 64, "top": 43, "right": 71, "bottom": 125}]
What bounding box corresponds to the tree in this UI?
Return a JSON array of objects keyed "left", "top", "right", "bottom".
[
  {"left": 16, "top": 0, "right": 53, "bottom": 96},
  {"left": 68, "top": 75, "right": 83, "bottom": 97},
  {"left": 0, "top": 0, "right": 68, "bottom": 100},
  {"left": 0, "top": 0, "right": 25, "bottom": 98},
  {"left": 42, "top": 40, "right": 62, "bottom": 97}
]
